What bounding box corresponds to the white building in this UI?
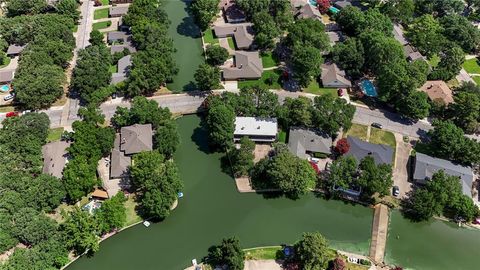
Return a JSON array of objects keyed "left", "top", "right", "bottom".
[{"left": 234, "top": 117, "right": 278, "bottom": 142}]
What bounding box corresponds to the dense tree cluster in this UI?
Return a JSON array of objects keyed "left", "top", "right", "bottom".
[
  {"left": 336, "top": 7, "right": 393, "bottom": 36},
  {"left": 326, "top": 155, "right": 393, "bottom": 200},
  {"left": 63, "top": 107, "right": 115, "bottom": 201},
  {"left": 423, "top": 120, "right": 480, "bottom": 166},
  {"left": 207, "top": 237, "right": 245, "bottom": 270},
  {"left": 130, "top": 151, "right": 183, "bottom": 220},
  {"left": 205, "top": 45, "right": 229, "bottom": 66},
  {"left": 447, "top": 82, "right": 480, "bottom": 133},
  {"left": 71, "top": 45, "right": 113, "bottom": 105},
  {"left": 95, "top": 193, "right": 127, "bottom": 235},
  {"left": 251, "top": 143, "right": 317, "bottom": 198},
  {"left": 194, "top": 64, "right": 221, "bottom": 91},
  {"left": 230, "top": 136, "right": 255, "bottom": 177},
  {"left": 0, "top": 13, "right": 76, "bottom": 109},
  {"left": 380, "top": 0, "right": 415, "bottom": 23},
  {"left": 238, "top": 0, "right": 293, "bottom": 32},
  {"left": 124, "top": 0, "right": 178, "bottom": 95},
  {"left": 293, "top": 232, "right": 330, "bottom": 270},
  {"left": 403, "top": 171, "right": 479, "bottom": 222},
  {"left": 191, "top": 0, "right": 220, "bottom": 31},
  {"left": 111, "top": 96, "right": 179, "bottom": 158}
]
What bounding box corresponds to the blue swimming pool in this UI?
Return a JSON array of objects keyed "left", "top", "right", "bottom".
[
  {"left": 309, "top": 0, "right": 317, "bottom": 6},
  {"left": 360, "top": 80, "right": 378, "bottom": 97},
  {"left": 0, "top": 85, "right": 9, "bottom": 92}
]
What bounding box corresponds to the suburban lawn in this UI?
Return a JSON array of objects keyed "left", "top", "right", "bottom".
[
  {"left": 203, "top": 29, "right": 218, "bottom": 44},
  {"left": 343, "top": 123, "right": 368, "bottom": 141},
  {"left": 124, "top": 195, "right": 142, "bottom": 227},
  {"left": 446, "top": 78, "right": 460, "bottom": 89},
  {"left": 244, "top": 247, "right": 283, "bottom": 260},
  {"left": 369, "top": 128, "right": 396, "bottom": 149},
  {"left": 47, "top": 127, "right": 64, "bottom": 143},
  {"left": 278, "top": 130, "right": 287, "bottom": 143},
  {"left": 462, "top": 58, "right": 480, "bottom": 74},
  {"left": 303, "top": 81, "right": 338, "bottom": 96},
  {"left": 93, "top": 21, "right": 112, "bottom": 31},
  {"left": 238, "top": 69, "right": 282, "bottom": 89},
  {"left": 261, "top": 51, "right": 278, "bottom": 68},
  {"left": 100, "top": 0, "right": 109, "bottom": 5},
  {"left": 94, "top": 8, "right": 109, "bottom": 20},
  {"left": 0, "top": 106, "right": 15, "bottom": 113},
  {"left": 0, "top": 56, "right": 11, "bottom": 68},
  {"left": 472, "top": 76, "right": 480, "bottom": 85},
  {"left": 227, "top": 36, "right": 235, "bottom": 50}
]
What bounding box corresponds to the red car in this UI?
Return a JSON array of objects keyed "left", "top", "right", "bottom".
[{"left": 5, "top": 111, "right": 19, "bottom": 118}]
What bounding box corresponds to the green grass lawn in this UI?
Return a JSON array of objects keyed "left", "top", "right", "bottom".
[
  {"left": 227, "top": 36, "right": 235, "bottom": 50},
  {"left": 278, "top": 130, "right": 287, "bottom": 143},
  {"left": 47, "top": 127, "right": 64, "bottom": 143},
  {"left": 472, "top": 76, "right": 480, "bottom": 85},
  {"left": 0, "top": 106, "right": 15, "bottom": 113},
  {"left": 203, "top": 28, "right": 218, "bottom": 44},
  {"left": 238, "top": 69, "right": 282, "bottom": 89},
  {"left": 94, "top": 8, "right": 109, "bottom": 20},
  {"left": 344, "top": 123, "right": 368, "bottom": 141},
  {"left": 261, "top": 51, "right": 278, "bottom": 68},
  {"left": 303, "top": 81, "right": 338, "bottom": 96},
  {"left": 100, "top": 0, "right": 109, "bottom": 5},
  {"left": 72, "top": 24, "right": 78, "bottom": 33},
  {"left": 428, "top": 54, "right": 440, "bottom": 68},
  {"left": 462, "top": 58, "right": 480, "bottom": 74},
  {"left": 93, "top": 21, "right": 111, "bottom": 31},
  {"left": 0, "top": 56, "right": 11, "bottom": 69},
  {"left": 244, "top": 247, "right": 283, "bottom": 260},
  {"left": 124, "top": 195, "right": 142, "bottom": 227},
  {"left": 369, "top": 128, "right": 396, "bottom": 149},
  {"left": 109, "top": 64, "right": 117, "bottom": 73}
]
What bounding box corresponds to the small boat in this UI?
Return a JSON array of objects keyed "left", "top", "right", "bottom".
[
  {"left": 178, "top": 192, "right": 184, "bottom": 198},
  {"left": 143, "top": 221, "right": 151, "bottom": 227}
]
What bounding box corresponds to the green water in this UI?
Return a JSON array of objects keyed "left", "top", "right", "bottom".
[
  {"left": 164, "top": 0, "right": 204, "bottom": 92},
  {"left": 67, "top": 115, "right": 372, "bottom": 270},
  {"left": 385, "top": 211, "right": 480, "bottom": 270}
]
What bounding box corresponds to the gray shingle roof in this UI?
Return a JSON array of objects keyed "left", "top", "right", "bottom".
[
  {"left": 392, "top": 24, "right": 408, "bottom": 46},
  {"left": 222, "top": 51, "right": 263, "bottom": 80},
  {"left": 120, "top": 124, "right": 153, "bottom": 155},
  {"left": 346, "top": 136, "right": 393, "bottom": 165},
  {"left": 109, "top": 5, "right": 129, "bottom": 17},
  {"left": 42, "top": 141, "right": 70, "bottom": 179},
  {"left": 288, "top": 128, "right": 332, "bottom": 158},
  {"left": 6, "top": 44, "right": 25, "bottom": 55},
  {"left": 110, "top": 43, "right": 137, "bottom": 54},
  {"left": 110, "top": 148, "right": 131, "bottom": 178},
  {"left": 111, "top": 55, "right": 132, "bottom": 85},
  {"left": 0, "top": 70, "right": 14, "bottom": 83},
  {"left": 414, "top": 153, "right": 474, "bottom": 198},
  {"left": 297, "top": 4, "right": 321, "bottom": 19},
  {"left": 321, "top": 63, "right": 351, "bottom": 87},
  {"left": 213, "top": 23, "right": 254, "bottom": 49},
  {"left": 107, "top": 31, "right": 128, "bottom": 43}
]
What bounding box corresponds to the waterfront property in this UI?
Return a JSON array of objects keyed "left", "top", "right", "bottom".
[
  {"left": 213, "top": 23, "right": 254, "bottom": 50},
  {"left": 234, "top": 117, "right": 278, "bottom": 142},
  {"left": 219, "top": 0, "right": 246, "bottom": 23},
  {"left": 346, "top": 136, "right": 394, "bottom": 165},
  {"left": 413, "top": 153, "right": 474, "bottom": 198},
  {"left": 288, "top": 128, "right": 332, "bottom": 159},
  {"left": 222, "top": 51, "right": 263, "bottom": 80},
  {"left": 42, "top": 140, "right": 71, "bottom": 179}
]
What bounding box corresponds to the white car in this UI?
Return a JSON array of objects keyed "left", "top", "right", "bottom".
[{"left": 3, "top": 93, "right": 14, "bottom": 101}]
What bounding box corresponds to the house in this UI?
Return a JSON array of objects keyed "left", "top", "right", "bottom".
[
  {"left": 0, "top": 70, "right": 14, "bottom": 84},
  {"left": 109, "top": 5, "right": 129, "bottom": 17},
  {"left": 346, "top": 136, "right": 394, "bottom": 165},
  {"left": 109, "top": 124, "right": 153, "bottom": 179},
  {"left": 110, "top": 43, "right": 136, "bottom": 54},
  {"left": 234, "top": 117, "right": 277, "bottom": 142},
  {"left": 107, "top": 31, "right": 128, "bottom": 44},
  {"left": 320, "top": 63, "right": 351, "bottom": 88},
  {"left": 222, "top": 51, "right": 263, "bottom": 80},
  {"left": 110, "top": 0, "right": 132, "bottom": 4},
  {"left": 111, "top": 55, "right": 131, "bottom": 85},
  {"left": 213, "top": 23, "right": 254, "bottom": 50},
  {"left": 296, "top": 4, "right": 321, "bottom": 20},
  {"left": 91, "top": 189, "right": 109, "bottom": 200},
  {"left": 413, "top": 153, "right": 474, "bottom": 198},
  {"left": 42, "top": 141, "right": 71, "bottom": 179},
  {"left": 419, "top": 80, "right": 454, "bottom": 105},
  {"left": 288, "top": 128, "right": 332, "bottom": 159},
  {"left": 219, "top": 0, "right": 246, "bottom": 23},
  {"left": 333, "top": 0, "right": 352, "bottom": 9},
  {"left": 327, "top": 31, "right": 344, "bottom": 45},
  {"left": 290, "top": 0, "right": 308, "bottom": 8},
  {"left": 392, "top": 24, "right": 408, "bottom": 46},
  {"left": 6, "top": 44, "right": 25, "bottom": 57},
  {"left": 403, "top": 45, "right": 425, "bottom": 62}
]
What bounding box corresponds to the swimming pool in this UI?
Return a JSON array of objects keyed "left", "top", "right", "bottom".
[
  {"left": 0, "top": 85, "right": 9, "bottom": 92},
  {"left": 309, "top": 0, "right": 317, "bottom": 6},
  {"left": 360, "top": 80, "right": 378, "bottom": 97}
]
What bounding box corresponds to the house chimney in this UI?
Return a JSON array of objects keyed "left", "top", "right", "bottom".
[{"left": 239, "top": 64, "right": 243, "bottom": 69}]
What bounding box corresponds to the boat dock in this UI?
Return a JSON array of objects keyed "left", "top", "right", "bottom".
[{"left": 369, "top": 204, "right": 389, "bottom": 264}]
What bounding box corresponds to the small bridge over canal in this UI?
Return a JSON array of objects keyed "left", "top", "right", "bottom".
[{"left": 369, "top": 204, "right": 390, "bottom": 265}]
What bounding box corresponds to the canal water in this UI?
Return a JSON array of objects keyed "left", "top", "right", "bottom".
[
  {"left": 164, "top": 0, "right": 204, "bottom": 92},
  {"left": 67, "top": 115, "right": 372, "bottom": 270}
]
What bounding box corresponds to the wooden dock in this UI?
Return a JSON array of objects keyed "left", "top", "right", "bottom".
[{"left": 369, "top": 204, "right": 389, "bottom": 264}]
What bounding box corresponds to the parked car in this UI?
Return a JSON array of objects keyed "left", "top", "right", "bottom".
[
  {"left": 5, "top": 111, "right": 19, "bottom": 118},
  {"left": 337, "top": 88, "right": 344, "bottom": 96},
  {"left": 3, "top": 93, "right": 14, "bottom": 101},
  {"left": 392, "top": 186, "right": 400, "bottom": 197},
  {"left": 371, "top": 122, "right": 382, "bottom": 129}
]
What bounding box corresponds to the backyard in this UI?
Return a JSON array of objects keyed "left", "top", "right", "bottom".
[
  {"left": 94, "top": 8, "right": 109, "bottom": 20},
  {"left": 238, "top": 69, "right": 282, "bottom": 89},
  {"left": 303, "top": 81, "right": 338, "bottom": 96},
  {"left": 261, "top": 52, "right": 279, "bottom": 68},
  {"left": 93, "top": 21, "right": 112, "bottom": 31},
  {"left": 462, "top": 58, "right": 480, "bottom": 74},
  {"left": 100, "top": 0, "right": 109, "bottom": 5},
  {"left": 227, "top": 37, "right": 235, "bottom": 50},
  {"left": 203, "top": 29, "right": 218, "bottom": 45}
]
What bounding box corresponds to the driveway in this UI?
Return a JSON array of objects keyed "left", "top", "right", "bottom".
[
  {"left": 392, "top": 133, "right": 413, "bottom": 198},
  {"left": 244, "top": 260, "right": 283, "bottom": 270}
]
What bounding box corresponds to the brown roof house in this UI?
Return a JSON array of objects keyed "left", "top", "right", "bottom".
[
  {"left": 222, "top": 51, "right": 263, "bottom": 80},
  {"left": 110, "top": 124, "right": 153, "bottom": 179},
  {"left": 419, "top": 80, "right": 454, "bottom": 105},
  {"left": 219, "top": 0, "right": 246, "bottom": 23},
  {"left": 42, "top": 141, "right": 71, "bottom": 179},
  {"left": 213, "top": 23, "right": 254, "bottom": 50},
  {"left": 320, "top": 63, "right": 351, "bottom": 88},
  {"left": 296, "top": 4, "right": 321, "bottom": 20},
  {"left": 0, "top": 70, "right": 14, "bottom": 84},
  {"left": 6, "top": 44, "right": 25, "bottom": 57}
]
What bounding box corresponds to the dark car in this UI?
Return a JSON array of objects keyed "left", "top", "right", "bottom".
[
  {"left": 393, "top": 186, "right": 400, "bottom": 197},
  {"left": 371, "top": 122, "right": 383, "bottom": 129}
]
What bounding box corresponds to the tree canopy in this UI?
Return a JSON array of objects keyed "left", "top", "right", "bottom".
[
  {"left": 294, "top": 232, "right": 330, "bottom": 270},
  {"left": 207, "top": 237, "right": 245, "bottom": 270},
  {"left": 191, "top": 0, "right": 219, "bottom": 31}
]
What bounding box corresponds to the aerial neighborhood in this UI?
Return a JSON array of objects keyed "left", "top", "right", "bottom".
[{"left": 0, "top": 0, "right": 480, "bottom": 270}]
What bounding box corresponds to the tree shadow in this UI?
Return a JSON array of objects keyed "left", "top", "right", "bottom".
[
  {"left": 176, "top": 1, "right": 201, "bottom": 39},
  {"left": 183, "top": 81, "right": 197, "bottom": 91},
  {"left": 190, "top": 117, "right": 213, "bottom": 154}
]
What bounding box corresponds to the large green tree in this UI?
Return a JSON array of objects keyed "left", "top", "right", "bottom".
[
  {"left": 358, "top": 156, "right": 393, "bottom": 197},
  {"left": 327, "top": 155, "right": 358, "bottom": 192},
  {"left": 332, "top": 38, "right": 365, "bottom": 79},
  {"left": 96, "top": 193, "right": 127, "bottom": 234},
  {"left": 6, "top": 0, "right": 48, "bottom": 17},
  {"left": 194, "top": 63, "right": 221, "bottom": 91},
  {"left": 111, "top": 96, "right": 173, "bottom": 129},
  {"left": 291, "top": 45, "right": 323, "bottom": 87},
  {"left": 252, "top": 11, "right": 279, "bottom": 50},
  {"left": 61, "top": 207, "right": 99, "bottom": 255},
  {"left": 380, "top": 0, "right": 415, "bottom": 23},
  {"left": 154, "top": 120, "right": 180, "bottom": 158},
  {"left": 440, "top": 14, "right": 480, "bottom": 53},
  {"left": 406, "top": 14, "right": 444, "bottom": 57},
  {"left": 11, "top": 207, "right": 57, "bottom": 246},
  {"left": 230, "top": 136, "right": 255, "bottom": 177},
  {"left": 205, "top": 45, "right": 229, "bottom": 66},
  {"left": 312, "top": 95, "right": 355, "bottom": 136},
  {"left": 286, "top": 18, "right": 329, "bottom": 51},
  {"left": 191, "top": 0, "right": 219, "bottom": 31},
  {"left": 206, "top": 103, "right": 235, "bottom": 149},
  {"left": 294, "top": 232, "right": 330, "bottom": 270},
  {"left": 207, "top": 237, "right": 245, "bottom": 270}
]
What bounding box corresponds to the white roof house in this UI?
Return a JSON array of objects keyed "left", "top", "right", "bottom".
[{"left": 234, "top": 117, "right": 278, "bottom": 142}]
